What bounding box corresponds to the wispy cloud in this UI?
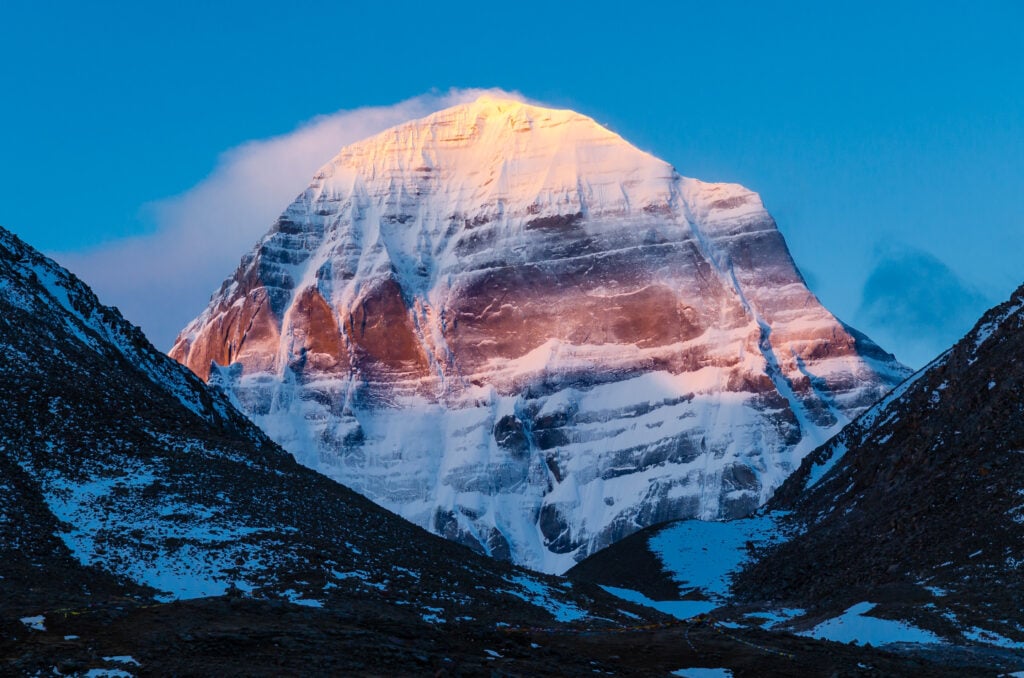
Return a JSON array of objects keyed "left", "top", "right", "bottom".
[
  {"left": 52, "top": 87, "right": 523, "bottom": 350},
  {"left": 855, "top": 244, "right": 991, "bottom": 368}
]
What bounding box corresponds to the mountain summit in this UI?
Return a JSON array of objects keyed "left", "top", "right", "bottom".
[{"left": 171, "top": 96, "right": 909, "bottom": 572}]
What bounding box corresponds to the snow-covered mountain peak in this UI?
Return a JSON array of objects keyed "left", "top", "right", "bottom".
[
  {"left": 171, "top": 99, "right": 908, "bottom": 572},
  {"left": 305, "top": 96, "right": 676, "bottom": 227}
]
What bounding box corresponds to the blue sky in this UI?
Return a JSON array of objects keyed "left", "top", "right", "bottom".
[{"left": 1, "top": 1, "right": 1021, "bottom": 367}]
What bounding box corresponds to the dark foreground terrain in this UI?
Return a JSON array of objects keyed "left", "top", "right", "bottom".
[{"left": 3, "top": 594, "right": 999, "bottom": 676}]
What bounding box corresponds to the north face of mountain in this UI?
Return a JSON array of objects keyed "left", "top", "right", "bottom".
[{"left": 170, "top": 95, "right": 909, "bottom": 572}]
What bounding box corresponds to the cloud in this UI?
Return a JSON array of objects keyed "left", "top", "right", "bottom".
[
  {"left": 855, "top": 245, "right": 991, "bottom": 368},
  {"left": 52, "top": 87, "right": 523, "bottom": 351}
]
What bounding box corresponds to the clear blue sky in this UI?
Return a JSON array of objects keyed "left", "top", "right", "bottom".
[{"left": 1, "top": 1, "right": 1021, "bottom": 367}]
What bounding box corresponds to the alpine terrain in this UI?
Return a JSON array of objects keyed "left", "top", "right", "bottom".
[
  {"left": 733, "top": 280, "right": 1024, "bottom": 652},
  {"left": 571, "top": 282, "right": 1024, "bottom": 674},
  {"left": 170, "top": 95, "right": 909, "bottom": 572},
  {"left": 2, "top": 224, "right": 967, "bottom": 676},
  {"left": 0, "top": 224, "right": 656, "bottom": 674}
]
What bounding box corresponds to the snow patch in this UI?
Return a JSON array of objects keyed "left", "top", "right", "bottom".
[
  {"left": 649, "top": 513, "right": 789, "bottom": 599},
  {"left": 20, "top": 615, "right": 45, "bottom": 631},
  {"left": 502, "top": 575, "right": 587, "bottom": 622},
  {"left": 963, "top": 626, "right": 1024, "bottom": 649},
  {"left": 600, "top": 585, "right": 715, "bottom": 619},
  {"left": 801, "top": 602, "right": 941, "bottom": 646}
]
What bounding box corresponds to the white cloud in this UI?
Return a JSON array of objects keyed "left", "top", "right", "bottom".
[{"left": 52, "top": 87, "right": 523, "bottom": 350}]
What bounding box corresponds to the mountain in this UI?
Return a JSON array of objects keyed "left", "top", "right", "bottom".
[
  {"left": 732, "top": 280, "right": 1024, "bottom": 645},
  {"left": 0, "top": 224, "right": 668, "bottom": 674},
  {"left": 1, "top": 223, "right": 964, "bottom": 677},
  {"left": 571, "top": 282, "right": 1024, "bottom": 672},
  {"left": 170, "top": 95, "right": 909, "bottom": 573}
]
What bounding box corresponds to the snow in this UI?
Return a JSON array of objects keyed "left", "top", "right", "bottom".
[
  {"left": 281, "top": 590, "right": 323, "bottom": 608},
  {"left": 800, "top": 602, "right": 942, "bottom": 646},
  {"left": 601, "top": 585, "right": 715, "bottom": 619},
  {"left": 103, "top": 657, "right": 141, "bottom": 666},
  {"left": 84, "top": 670, "right": 133, "bottom": 678},
  {"left": 672, "top": 669, "right": 733, "bottom": 678},
  {"left": 20, "top": 615, "right": 45, "bottom": 631},
  {"left": 421, "top": 606, "right": 446, "bottom": 624},
  {"left": 649, "top": 513, "right": 789, "bottom": 598},
  {"left": 973, "top": 299, "right": 1023, "bottom": 350},
  {"left": 502, "top": 575, "right": 587, "bottom": 622},
  {"left": 805, "top": 442, "right": 847, "bottom": 489},
  {"left": 743, "top": 608, "right": 806, "bottom": 628},
  {"left": 24, "top": 454, "right": 307, "bottom": 602},
  {"left": 962, "top": 626, "right": 1024, "bottom": 649}
]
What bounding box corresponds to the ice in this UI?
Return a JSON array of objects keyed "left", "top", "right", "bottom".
[{"left": 672, "top": 669, "right": 733, "bottom": 678}]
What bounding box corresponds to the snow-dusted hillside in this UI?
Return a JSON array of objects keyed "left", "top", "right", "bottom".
[
  {"left": 0, "top": 225, "right": 643, "bottom": 629},
  {"left": 171, "top": 95, "right": 909, "bottom": 572}
]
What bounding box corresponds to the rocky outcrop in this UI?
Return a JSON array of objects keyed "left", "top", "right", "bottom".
[{"left": 171, "top": 96, "right": 909, "bottom": 572}]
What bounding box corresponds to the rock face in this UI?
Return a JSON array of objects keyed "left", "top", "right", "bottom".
[{"left": 171, "top": 96, "right": 908, "bottom": 573}]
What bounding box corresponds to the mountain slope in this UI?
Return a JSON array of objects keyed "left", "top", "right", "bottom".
[
  {"left": 731, "top": 281, "right": 1024, "bottom": 645},
  {"left": 170, "top": 95, "right": 908, "bottom": 572},
  {"left": 0, "top": 224, "right": 651, "bottom": 639},
  {"left": 567, "top": 284, "right": 1024, "bottom": 673}
]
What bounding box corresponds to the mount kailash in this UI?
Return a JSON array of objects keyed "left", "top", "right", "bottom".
[{"left": 170, "top": 95, "right": 910, "bottom": 572}]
